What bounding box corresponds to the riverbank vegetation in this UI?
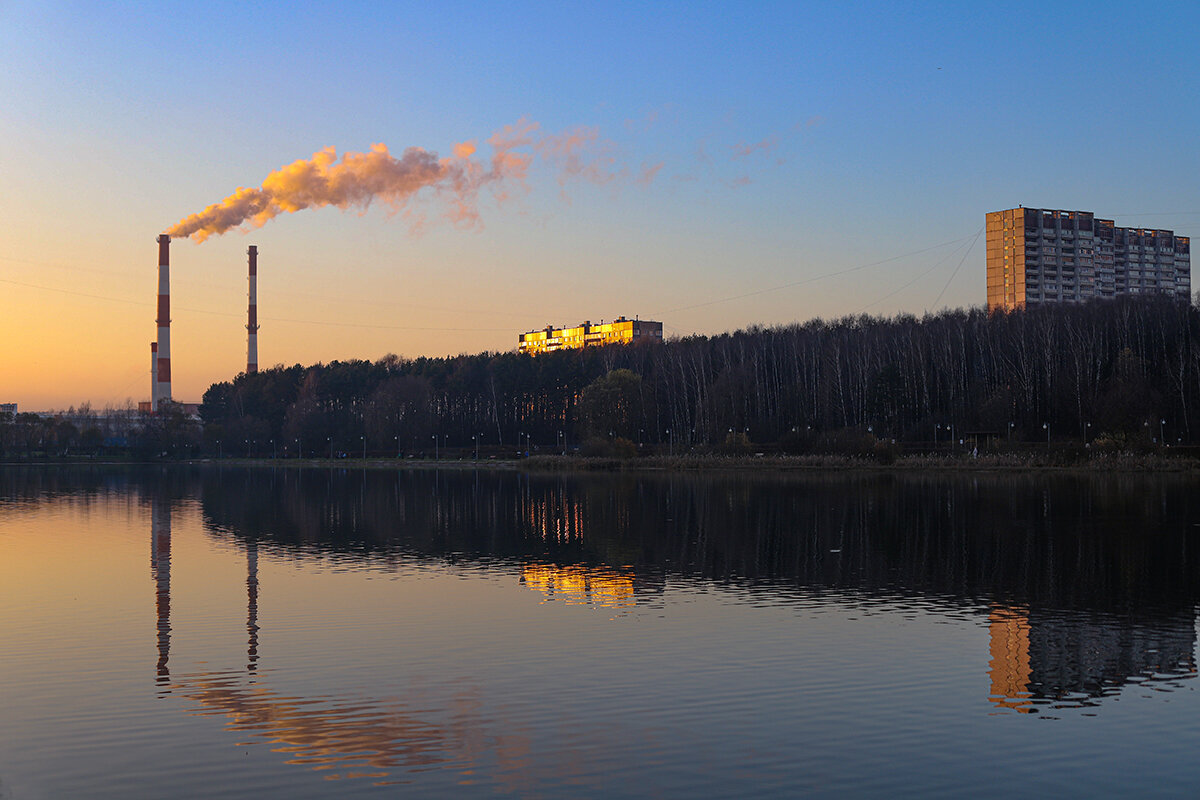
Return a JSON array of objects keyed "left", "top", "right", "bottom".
[{"left": 7, "top": 296, "right": 1200, "bottom": 466}]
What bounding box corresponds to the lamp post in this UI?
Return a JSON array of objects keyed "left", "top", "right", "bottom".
[
  {"left": 1043, "top": 422, "right": 1050, "bottom": 446},
  {"left": 217, "top": 439, "right": 221, "bottom": 459},
  {"left": 1007, "top": 421, "right": 1014, "bottom": 442},
  {"left": 666, "top": 428, "right": 672, "bottom": 457},
  {"left": 473, "top": 435, "right": 478, "bottom": 460},
  {"left": 271, "top": 439, "right": 276, "bottom": 460},
  {"left": 328, "top": 437, "right": 333, "bottom": 459},
  {"left": 295, "top": 438, "right": 301, "bottom": 459},
  {"left": 244, "top": 439, "right": 250, "bottom": 458},
  {"left": 1160, "top": 418, "right": 1166, "bottom": 444},
  {"left": 361, "top": 435, "right": 366, "bottom": 460},
  {"left": 557, "top": 429, "right": 563, "bottom": 455},
  {"left": 395, "top": 435, "right": 400, "bottom": 459}
]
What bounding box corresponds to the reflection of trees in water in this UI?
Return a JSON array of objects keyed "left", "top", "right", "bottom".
[{"left": 195, "top": 468, "right": 1200, "bottom": 613}]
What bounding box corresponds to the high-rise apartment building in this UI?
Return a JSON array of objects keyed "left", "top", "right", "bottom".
[{"left": 986, "top": 207, "right": 1190, "bottom": 313}]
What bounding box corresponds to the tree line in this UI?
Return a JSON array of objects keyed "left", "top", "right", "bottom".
[
  {"left": 6, "top": 296, "right": 1197, "bottom": 460},
  {"left": 192, "top": 296, "right": 1200, "bottom": 457}
]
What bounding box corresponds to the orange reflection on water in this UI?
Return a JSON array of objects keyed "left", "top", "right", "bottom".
[
  {"left": 987, "top": 604, "right": 1035, "bottom": 713},
  {"left": 520, "top": 563, "right": 635, "bottom": 609},
  {"left": 179, "top": 672, "right": 485, "bottom": 782}
]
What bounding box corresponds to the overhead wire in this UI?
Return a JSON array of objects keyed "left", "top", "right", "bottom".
[
  {"left": 929, "top": 227, "right": 983, "bottom": 310},
  {"left": 855, "top": 235, "right": 975, "bottom": 314}
]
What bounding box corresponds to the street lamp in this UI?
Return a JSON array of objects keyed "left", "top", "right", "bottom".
[
  {"left": 472, "top": 434, "right": 478, "bottom": 460},
  {"left": 361, "top": 435, "right": 366, "bottom": 460},
  {"left": 271, "top": 438, "right": 276, "bottom": 459},
  {"left": 1160, "top": 418, "right": 1166, "bottom": 443},
  {"left": 217, "top": 439, "right": 221, "bottom": 459},
  {"left": 1007, "top": 421, "right": 1014, "bottom": 442},
  {"left": 430, "top": 434, "right": 436, "bottom": 460},
  {"left": 295, "top": 437, "right": 301, "bottom": 459},
  {"left": 666, "top": 428, "right": 672, "bottom": 457},
  {"left": 328, "top": 437, "right": 333, "bottom": 459},
  {"left": 1043, "top": 422, "right": 1050, "bottom": 445}
]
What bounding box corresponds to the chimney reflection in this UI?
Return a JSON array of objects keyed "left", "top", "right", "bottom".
[
  {"left": 246, "top": 539, "right": 259, "bottom": 674},
  {"left": 151, "top": 496, "right": 171, "bottom": 688}
]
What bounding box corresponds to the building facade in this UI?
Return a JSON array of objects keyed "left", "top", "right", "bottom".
[
  {"left": 986, "top": 207, "right": 1190, "bottom": 313},
  {"left": 518, "top": 316, "right": 664, "bottom": 354}
]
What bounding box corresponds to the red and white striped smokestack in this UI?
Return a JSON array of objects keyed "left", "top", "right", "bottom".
[
  {"left": 154, "top": 234, "right": 172, "bottom": 410},
  {"left": 246, "top": 245, "right": 258, "bottom": 375}
]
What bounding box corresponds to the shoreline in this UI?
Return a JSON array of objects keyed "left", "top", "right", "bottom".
[{"left": 3, "top": 452, "right": 1199, "bottom": 473}]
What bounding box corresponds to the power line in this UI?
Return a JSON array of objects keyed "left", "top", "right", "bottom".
[
  {"left": 929, "top": 227, "right": 983, "bottom": 311},
  {"left": 856, "top": 236, "right": 975, "bottom": 314},
  {"left": 0, "top": 276, "right": 514, "bottom": 333}
]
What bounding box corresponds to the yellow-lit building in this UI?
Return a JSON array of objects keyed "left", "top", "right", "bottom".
[{"left": 518, "top": 316, "right": 663, "bottom": 354}]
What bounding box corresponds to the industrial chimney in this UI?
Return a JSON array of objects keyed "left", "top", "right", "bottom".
[
  {"left": 154, "top": 234, "right": 172, "bottom": 409},
  {"left": 149, "top": 342, "right": 158, "bottom": 406},
  {"left": 246, "top": 245, "right": 258, "bottom": 374}
]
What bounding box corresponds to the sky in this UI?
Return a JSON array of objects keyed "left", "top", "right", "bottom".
[{"left": 2, "top": 0, "right": 1199, "bottom": 411}]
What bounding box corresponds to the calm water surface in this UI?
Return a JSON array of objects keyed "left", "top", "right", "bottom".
[{"left": 1, "top": 466, "right": 1198, "bottom": 797}]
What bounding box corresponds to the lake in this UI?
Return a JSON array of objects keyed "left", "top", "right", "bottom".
[{"left": 2, "top": 465, "right": 1198, "bottom": 797}]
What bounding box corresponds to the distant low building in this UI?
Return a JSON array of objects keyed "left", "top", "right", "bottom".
[
  {"left": 138, "top": 400, "right": 201, "bottom": 418},
  {"left": 518, "top": 316, "right": 664, "bottom": 354},
  {"left": 0, "top": 403, "right": 16, "bottom": 415}
]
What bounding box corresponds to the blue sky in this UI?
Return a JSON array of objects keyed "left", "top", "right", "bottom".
[{"left": 2, "top": 0, "right": 1198, "bottom": 408}]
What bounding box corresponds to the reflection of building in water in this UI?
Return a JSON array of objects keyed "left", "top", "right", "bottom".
[
  {"left": 988, "top": 603, "right": 1197, "bottom": 711},
  {"left": 520, "top": 563, "right": 636, "bottom": 609},
  {"left": 988, "top": 606, "right": 1034, "bottom": 712}
]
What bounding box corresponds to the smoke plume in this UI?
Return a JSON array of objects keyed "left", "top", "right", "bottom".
[
  {"left": 167, "top": 140, "right": 514, "bottom": 241},
  {"left": 167, "top": 117, "right": 634, "bottom": 242}
]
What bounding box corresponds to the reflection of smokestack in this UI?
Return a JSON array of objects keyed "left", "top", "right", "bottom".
[
  {"left": 152, "top": 497, "right": 172, "bottom": 686},
  {"left": 246, "top": 539, "right": 259, "bottom": 673},
  {"left": 154, "top": 234, "right": 172, "bottom": 409},
  {"left": 246, "top": 245, "right": 258, "bottom": 375}
]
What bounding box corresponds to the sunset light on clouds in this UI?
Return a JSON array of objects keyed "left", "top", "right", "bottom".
[{"left": 1, "top": 1, "right": 1198, "bottom": 410}]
